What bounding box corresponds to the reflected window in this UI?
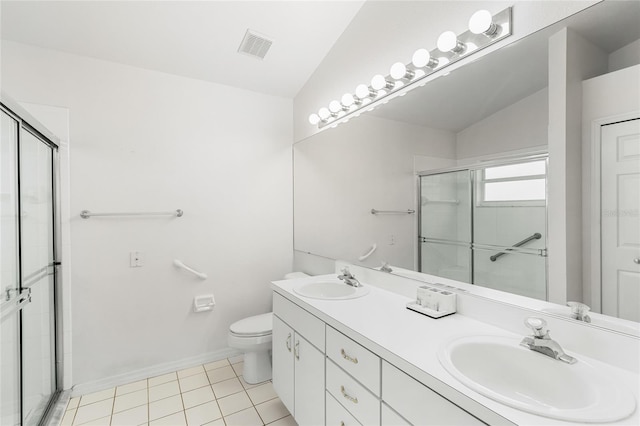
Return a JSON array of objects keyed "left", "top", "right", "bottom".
[{"left": 477, "top": 160, "right": 546, "bottom": 206}]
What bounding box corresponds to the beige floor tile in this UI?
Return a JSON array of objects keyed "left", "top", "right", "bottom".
[
  {"left": 148, "top": 372, "right": 177, "bottom": 388},
  {"left": 110, "top": 404, "right": 148, "bottom": 426},
  {"left": 266, "top": 415, "right": 297, "bottom": 426},
  {"left": 227, "top": 355, "right": 244, "bottom": 364},
  {"left": 231, "top": 362, "right": 244, "bottom": 377},
  {"left": 217, "top": 391, "right": 253, "bottom": 416},
  {"left": 185, "top": 400, "right": 222, "bottom": 425},
  {"left": 76, "top": 415, "right": 111, "bottom": 426},
  {"left": 255, "top": 398, "right": 290, "bottom": 424},
  {"left": 246, "top": 382, "right": 277, "bottom": 405},
  {"left": 73, "top": 399, "right": 113, "bottom": 425},
  {"left": 238, "top": 375, "right": 266, "bottom": 390},
  {"left": 149, "top": 381, "right": 180, "bottom": 402},
  {"left": 204, "top": 359, "right": 230, "bottom": 371},
  {"left": 181, "top": 385, "right": 215, "bottom": 410},
  {"left": 67, "top": 397, "right": 80, "bottom": 410},
  {"left": 116, "top": 379, "right": 147, "bottom": 396},
  {"left": 211, "top": 377, "right": 244, "bottom": 399},
  {"left": 79, "top": 388, "right": 115, "bottom": 406},
  {"left": 206, "top": 366, "right": 236, "bottom": 384},
  {"left": 113, "top": 388, "right": 148, "bottom": 413},
  {"left": 149, "top": 411, "right": 187, "bottom": 426},
  {"left": 149, "top": 394, "right": 184, "bottom": 421},
  {"left": 179, "top": 372, "right": 210, "bottom": 392},
  {"left": 177, "top": 365, "right": 205, "bottom": 379},
  {"left": 223, "top": 407, "right": 264, "bottom": 426},
  {"left": 203, "top": 419, "right": 225, "bottom": 426},
  {"left": 60, "top": 408, "right": 76, "bottom": 426}
]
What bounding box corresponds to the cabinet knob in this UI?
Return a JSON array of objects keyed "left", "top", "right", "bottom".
[{"left": 634, "top": 258, "right": 640, "bottom": 265}]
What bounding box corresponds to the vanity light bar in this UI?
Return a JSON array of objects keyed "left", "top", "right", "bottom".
[{"left": 308, "top": 7, "right": 512, "bottom": 129}]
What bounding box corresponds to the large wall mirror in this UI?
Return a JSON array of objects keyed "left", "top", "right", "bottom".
[{"left": 294, "top": 1, "right": 640, "bottom": 335}]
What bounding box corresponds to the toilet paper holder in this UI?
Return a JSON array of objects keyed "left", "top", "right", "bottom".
[{"left": 193, "top": 294, "right": 215, "bottom": 313}]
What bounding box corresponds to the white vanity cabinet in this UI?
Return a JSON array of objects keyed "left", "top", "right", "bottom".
[
  {"left": 272, "top": 293, "right": 325, "bottom": 425},
  {"left": 382, "top": 361, "right": 484, "bottom": 425}
]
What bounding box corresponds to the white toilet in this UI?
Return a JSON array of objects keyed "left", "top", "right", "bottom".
[{"left": 227, "top": 272, "right": 309, "bottom": 384}]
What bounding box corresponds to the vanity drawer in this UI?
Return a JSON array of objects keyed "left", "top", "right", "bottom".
[
  {"left": 326, "top": 326, "right": 381, "bottom": 395},
  {"left": 382, "top": 361, "right": 484, "bottom": 425},
  {"left": 326, "top": 391, "right": 362, "bottom": 426},
  {"left": 273, "top": 292, "right": 325, "bottom": 351},
  {"left": 327, "top": 359, "right": 380, "bottom": 425}
]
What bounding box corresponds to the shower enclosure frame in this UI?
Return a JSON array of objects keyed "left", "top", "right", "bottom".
[
  {"left": 417, "top": 152, "right": 549, "bottom": 300},
  {"left": 1, "top": 98, "right": 64, "bottom": 426}
]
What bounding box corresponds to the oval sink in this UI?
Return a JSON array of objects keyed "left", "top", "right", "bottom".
[
  {"left": 438, "top": 335, "right": 636, "bottom": 423},
  {"left": 293, "top": 280, "right": 370, "bottom": 300}
]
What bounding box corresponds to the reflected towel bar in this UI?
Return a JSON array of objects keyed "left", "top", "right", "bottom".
[
  {"left": 80, "top": 209, "right": 183, "bottom": 219},
  {"left": 371, "top": 209, "right": 415, "bottom": 215},
  {"left": 490, "top": 233, "right": 542, "bottom": 262},
  {"left": 173, "top": 259, "right": 207, "bottom": 279}
]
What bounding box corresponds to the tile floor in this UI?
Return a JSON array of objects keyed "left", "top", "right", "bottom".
[{"left": 59, "top": 355, "right": 298, "bottom": 426}]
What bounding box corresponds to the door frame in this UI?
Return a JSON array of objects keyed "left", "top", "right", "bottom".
[{"left": 588, "top": 111, "right": 640, "bottom": 314}]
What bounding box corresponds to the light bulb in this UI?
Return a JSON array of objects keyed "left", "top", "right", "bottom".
[
  {"left": 469, "top": 10, "right": 498, "bottom": 36},
  {"left": 389, "top": 62, "right": 414, "bottom": 81},
  {"left": 308, "top": 113, "right": 320, "bottom": 125},
  {"left": 341, "top": 93, "right": 355, "bottom": 107},
  {"left": 355, "top": 84, "right": 373, "bottom": 99},
  {"left": 371, "top": 74, "right": 394, "bottom": 91},
  {"left": 412, "top": 48, "right": 439, "bottom": 69},
  {"left": 437, "top": 31, "right": 465, "bottom": 53},
  {"left": 329, "top": 100, "right": 342, "bottom": 114},
  {"left": 318, "top": 107, "right": 331, "bottom": 120}
]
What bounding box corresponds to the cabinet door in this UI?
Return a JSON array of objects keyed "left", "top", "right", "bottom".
[
  {"left": 294, "top": 334, "right": 325, "bottom": 426},
  {"left": 272, "top": 316, "right": 295, "bottom": 415}
]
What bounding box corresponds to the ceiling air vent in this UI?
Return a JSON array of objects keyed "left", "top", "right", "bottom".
[{"left": 238, "top": 29, "right": 273, "bottom": 60}]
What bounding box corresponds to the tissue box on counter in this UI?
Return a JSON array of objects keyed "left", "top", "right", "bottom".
[{"left": 407, "top": 285, "right": 457, "bottom": 319}]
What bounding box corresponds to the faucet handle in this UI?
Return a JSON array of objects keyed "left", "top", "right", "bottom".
[
  {"left": 567, "top": 301, "right": 591, "bottom": 322},
  {"left": 524, "top": 317, "right": 548, "bottom": 338}
]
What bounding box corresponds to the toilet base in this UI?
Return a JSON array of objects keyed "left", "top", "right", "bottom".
[{"left": 242, "top": 350, "right": 272, "bottom": 384}]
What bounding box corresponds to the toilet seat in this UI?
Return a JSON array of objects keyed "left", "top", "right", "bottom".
[{"left": 229, "top": 312, "right": 272, "bottom": 337}]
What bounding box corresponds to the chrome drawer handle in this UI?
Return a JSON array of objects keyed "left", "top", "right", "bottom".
[
  {"left": 340, "top": 349, "right": 358, "bottom": 364},
  {"left": 294, "top": 340, "right": 300, "bottom": 360},
  {"left": 286, "top": 333, "right": 292, "bottom": 352},
  {"left": 340, "top": 385, "right": 358, "bottom": 404}
]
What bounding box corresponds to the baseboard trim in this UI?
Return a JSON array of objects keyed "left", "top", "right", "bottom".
[{"left": 71, "top": 347, "right": 241, "bottom": 397}]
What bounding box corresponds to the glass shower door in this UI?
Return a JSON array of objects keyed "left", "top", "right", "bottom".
[
  {"left": 419, "top": 170, "right": 472, "bottom": 282},
  {"left": 1, "top": 109, "right": 21, "bottom": 426},
  {"left": 20, "top": 129, "right": 57, "bottom": 426}
]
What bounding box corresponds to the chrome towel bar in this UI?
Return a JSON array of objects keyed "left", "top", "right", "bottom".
[
  {"left": 371, "top": 209, "right": 415, "bottom": 215},
  {"left": 80, "top": 209, "right": 183, "bottom": 219}
]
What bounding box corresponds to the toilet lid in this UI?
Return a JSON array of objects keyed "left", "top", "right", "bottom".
[{"left": 230, "top": 312, "right": 272, "bottom": 336}]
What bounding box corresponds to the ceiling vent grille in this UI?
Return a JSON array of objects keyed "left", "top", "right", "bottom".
[{"left": 238, "top": 29, "right": 273, "bottom": 60}]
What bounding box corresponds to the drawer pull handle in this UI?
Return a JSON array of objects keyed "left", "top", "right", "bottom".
[
  {"left": 340, "top": 385, "right": 358, "bottom": 404},
  {"left": 294, "top": 340, "right": 300, "bottom": 360},
  {"left": 286, "top": 333, "right": 292, "bottom": 352},
  {"left": 340, "top": 349, "right": 358, "bottom": 364}
]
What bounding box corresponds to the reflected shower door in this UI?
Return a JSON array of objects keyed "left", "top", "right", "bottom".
[
  {"left": 20, "top": 129, "right": 57, "bottom": 425},
  {"left": 1, "top": 110, "right": 21, "bottom": 426}
]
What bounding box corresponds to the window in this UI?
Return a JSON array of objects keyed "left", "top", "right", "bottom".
[{"left": 476, "top": 159, "right": 546, "bottom": 206}]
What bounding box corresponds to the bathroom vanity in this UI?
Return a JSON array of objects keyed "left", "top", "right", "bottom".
[{"left": 271, "top": 271, "right": 639, "bottom": 425}]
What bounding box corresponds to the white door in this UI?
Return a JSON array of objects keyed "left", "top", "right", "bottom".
[
  {"left": 272, "top": 316, "right": 294, "bottom": 416},
  {"left": 294, "top": 334, "right": 325, "bottom": 426},
  {"left": 601, "top": 119, "right": 640, "bottom": 321}
]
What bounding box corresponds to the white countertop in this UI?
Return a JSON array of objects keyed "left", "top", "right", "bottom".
[{"left": 271, "top": 274, "right": 640, "bottom": 426}]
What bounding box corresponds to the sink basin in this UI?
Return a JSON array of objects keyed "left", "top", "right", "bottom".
[
  {"left": 438, "top": 335, "right": 636, "bottom": 423},
  {"left": 293, "top": 280, "right": 370, "bottom": 300}
]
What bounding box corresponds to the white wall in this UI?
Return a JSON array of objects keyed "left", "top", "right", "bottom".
[
  {"left": 294, "top": 115, "right": 455, "bottom": 271},
  {"left": 1, "top": 41, "right": 293, "bottom": 389},
  {"left": 609, "top": 39, "right": 640, "bottom": 73}
]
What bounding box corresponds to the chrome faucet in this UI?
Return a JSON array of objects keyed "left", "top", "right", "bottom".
[
  {"left": 520, "top": 317, "right": 577, "bottom": 364},
  {"left": 338, "top": 267, "right": 362, "bottom": 287},
  {"left": 380, "top": 262, "right": 393, "bottom": 273},
  {"left": 567, "top": 301, "right": 591, "bottom": 323}
]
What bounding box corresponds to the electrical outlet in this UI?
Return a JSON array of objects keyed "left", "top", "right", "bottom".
[{"left": 130, "top": 251, "right": 143, "bottom": 267}]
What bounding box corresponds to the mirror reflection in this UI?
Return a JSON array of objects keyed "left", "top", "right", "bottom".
[{"left": 293, "top": 1, "right": 640, "bottom": 332}]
